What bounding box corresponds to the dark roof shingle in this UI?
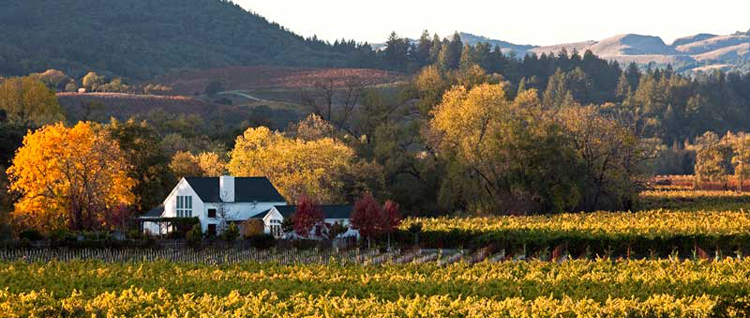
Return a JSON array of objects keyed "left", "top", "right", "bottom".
[
  {"left": 184, "top": 177, "right": 286, "bottom": 203},
  {"left": 142, "top": 204, "right": 164, "bottom": 218}
]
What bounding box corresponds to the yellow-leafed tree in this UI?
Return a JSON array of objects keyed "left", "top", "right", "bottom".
[
  {"left": 228, "top": 126, "right": 355, "bottom": 203},
  {"left": 730, "top": 133, "right": 750, "bottom": 192},
  {"left": 7, "top": 122, "right": 135, "bottom": 232},
  {"left": 169, "top": 151, "right": 226, "bottom": 180}
]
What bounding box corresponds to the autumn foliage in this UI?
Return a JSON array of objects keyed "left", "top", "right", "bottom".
[
  {"left": 7, "top": 122, "right": 135, "bottom": 232},
  {"left": 292, "top": 196, "right": 323, "bottom": 237},
  {"left": 380, "top": 200, "right": 402, "bottom": 235},
  {"left": 351, "top": 195, "right": 402, "bottom": 245},
  {"left": 228, "top": 126, "right": 356, "bottom": 203},
  {"left": 351, "top": 193, "right": 382, "bottom": 241}
]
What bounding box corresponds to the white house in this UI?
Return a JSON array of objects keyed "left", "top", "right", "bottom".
[
  {"left": 251, "top": 205, "right": 358, "bottom": 238},
  {"left": 140, "top": 176, "right": 288, "bottom": 235}
]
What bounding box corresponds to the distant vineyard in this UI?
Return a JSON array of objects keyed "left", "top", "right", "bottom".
[
  {"left": 155, "top": 66, "right": 407, "bottom": 95},
  {"left": 399, "top": 210, "right": 750, "bottom": 255},
  {"left": 56, "top": 92, "right": 255, "bottom": 125},
  {"left": 651, "top": 175, "right": 750, "bottom": 192}
]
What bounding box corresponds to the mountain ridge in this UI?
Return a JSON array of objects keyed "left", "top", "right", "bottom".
[{"left": 471, "top": 31, "right": 750, "bottom": 72}]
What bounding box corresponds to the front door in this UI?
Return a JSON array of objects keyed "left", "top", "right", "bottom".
[{"left": 207, "top": 224, "right": 217, "bottom": 237}]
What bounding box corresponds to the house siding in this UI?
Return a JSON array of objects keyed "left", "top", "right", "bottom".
[
  {"left": 204, "top": 201, "right": 286, "bottom": 233},
  {"left": 145, "top": 177, "right": 288, "bottom": 234}
]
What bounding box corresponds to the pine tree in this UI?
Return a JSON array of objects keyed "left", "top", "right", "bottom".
[
  {"left": 459, "top": 45, "right": 475, "bottom": 70},
  {"left": 416, "top": 30, "right": 432, "bottom": 67},
  {"left": 429, "top": 34, "right": 443, "bottom": 63},
  {"left": 438, "top": 32, "right": 463, "bottom": 70},
  {"left": 625, "top": 62, "right": 641, "bottom": 91},
  {"left": 616, "top": 72, "right": 630, "bottom": 99}
]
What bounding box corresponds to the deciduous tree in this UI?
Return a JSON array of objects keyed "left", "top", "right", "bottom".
[
  {"left": 0, "top": 77, "right": 64, "bottom": 126},
  {"left": 728, "top": 133, "right": 750, "bottom": 192},
  {"left": 82, "top": 72, "right": 105, "bottom": 91},
  {"left": 7, "top": 122, "right": 135, "bottom": 232},
  {"left": 196, "top": 152, "right": 227, "bottom": 176},
  {"left": 693, "top": 132, "right": 731, "bottom": 188},
  {"left": 427, "top": 85, "right": 584, "bottom": 214},
  {"left": 292, "top": 196, "right": 323, "bottom": 237},
  {"left": 228, "top": 126, "right": 357, "bottom": 203},
  {"left": 107, "top": 118, "right": 175, "bottom": 213},
  {"left": 380, "top": 200, "right": 402, "bottom": 250},
  {"left": 169, "top": 151, "right": 203, "bottom": 180},
  {"left": 351, "top": 193, "right": 382, "bottom": 248}
]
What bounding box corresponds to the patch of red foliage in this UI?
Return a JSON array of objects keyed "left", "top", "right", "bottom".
[{"left": 155, "top": 66, "right": 406, "bottom": 95}]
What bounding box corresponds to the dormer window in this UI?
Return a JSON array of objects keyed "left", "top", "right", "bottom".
[{"left": 177, "top": 196, "right": 192, "bottom": 217}]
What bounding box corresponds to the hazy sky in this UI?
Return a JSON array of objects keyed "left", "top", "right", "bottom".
[{"left": 236, "top": 0, "right": 750, "bottom": 46}]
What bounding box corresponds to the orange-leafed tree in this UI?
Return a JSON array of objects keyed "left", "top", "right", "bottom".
[{"left": 7, "top": 122, "right": 135, "bottom": 232}]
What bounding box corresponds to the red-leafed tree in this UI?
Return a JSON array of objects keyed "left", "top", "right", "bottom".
[
  {"left": 292, "top": 196, "right": 323, "bottom": 237},
  {"left": 351, "top": 193, "right": 382, "bottom": 248},
  {"left": 381, "top": 200, "right": 402, "bottom": 250}
]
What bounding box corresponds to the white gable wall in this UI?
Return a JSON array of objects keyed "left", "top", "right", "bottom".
[
  {"left": 163, "top": 178, "right": 205, "bottom": 220},
  {"left": 262, "top": 207, "right": 286, "bottom": 235},
  {"left": 204, "top": 201, "right": 286, "bottom": 233}
]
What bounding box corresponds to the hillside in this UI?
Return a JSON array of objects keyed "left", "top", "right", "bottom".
[
  {"left": 460, "top": 30, "right": 750, "bottom": 73},
  {"left": 457, "top": 33, "right": 536, "bottom": 57},
  {"left": 56, "top": 92, "right": 301, "bottom": 130},
  {"left": 0, "top": 0, "right": 354, "bottom": 80},
  {"left": 528, "top": 33, "right": 750, "bottom": 71},
  {"left": 155, "top": 66, "right": 406, "bottom": 95}
]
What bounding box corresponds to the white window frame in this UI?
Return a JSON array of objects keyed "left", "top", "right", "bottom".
[
  {"left": 176, "top": 195, "right": 192, "bottom": 218},
  {"left": 270, "top": 219, "right": 282, "bottom": 237}
]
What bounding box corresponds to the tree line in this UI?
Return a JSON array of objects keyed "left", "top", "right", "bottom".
[{"left": 4, "top": 35, "right": 750, "bottom": 237}]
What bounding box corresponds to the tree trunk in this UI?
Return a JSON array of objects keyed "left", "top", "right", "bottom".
[{"left": 387, "top": 233, "right": 391, "bottom": 252}]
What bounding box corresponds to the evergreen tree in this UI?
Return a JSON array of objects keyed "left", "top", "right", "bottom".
[
  {"left": 459, "top": 45, "right": 475, "bottom": 70},
  {"left": 625, "top": 62, "right": 641, "bottom": 91},
  {"left": 415, "top": 30, "right": 433, "bottom": 67},
  {"left": 429, "top": 34, "right": 443, "bottom": 63},
  {"left": 438, "top": 33, "right": 463, "bottom": 70}
]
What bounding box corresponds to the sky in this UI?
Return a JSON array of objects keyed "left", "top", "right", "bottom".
[{"left": 236, "top": 0, "right": 750, "bottom": 46}]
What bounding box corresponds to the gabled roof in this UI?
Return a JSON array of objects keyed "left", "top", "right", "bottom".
[
  {"left": 184, "top": 177, "right": 285, "bottom": 203},
  {"left": 252, "top": 205, "right": 353, "bottom": 220}
]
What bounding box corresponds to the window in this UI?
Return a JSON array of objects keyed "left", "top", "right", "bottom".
[
  {"left": 176, "top": 196, "right": 192, "bottom": 217},
  {"left": 270, "top": 219, "right": 282, "bottom": 237},
  {"left": 207, "top": 209, "right": 217, "bottom": 218}
]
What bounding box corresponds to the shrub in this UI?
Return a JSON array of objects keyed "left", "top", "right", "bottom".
[
  {"left": 246, "top": 234, "right": 275, "bottom": 250},
  {"left": 186, "top": 224, "right": 203, "bottom": 246},
  {"left": 221, "top": 223, "right": 240, "bottom": 242},
  {"left": 127, "top": 229, "right": 143, "bottom": 240},
  {"left": 49, "top": 229, "right": 75, "bottom": 243},
  {"left": 19, "top": 229, "right": 44, "bottom": 241}
]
